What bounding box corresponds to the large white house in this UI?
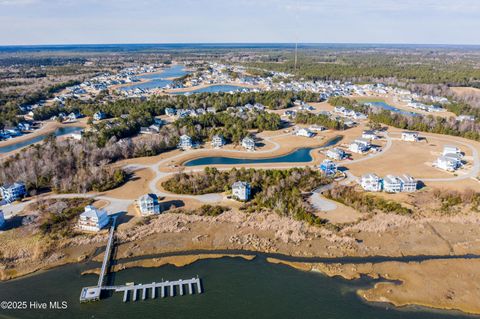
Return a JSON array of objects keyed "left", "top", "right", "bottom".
[
  {"left": 349, "top": 138, "right": 371, "bottom": 154},
  {"left": 319, "top": 159, "right": 337, "bottom": 176},
  {"left": 242, "top": 136, "right": 255, "bottom": 151},
  {"left": 383, "top": 175, "right": 403, "bottom": 193},
  {"left": 362, "top": 130, "right": 378, "bottom": 140},
  {"left": 443, "top": 145, "right": 461, "bottom": 157},
  {"left": 295, "top": 128, "right": 314, "bottom": 138},
  {"left": 360, "top": 173, "right": 382, "bottom": 192},
  {"left": 0, "top": 182, "right": 26, "bottom": 203},
  {"left": 211, "top": 135, "right": 225, "bottom": 148},
  {"left": 232, "top": 181, "right": 251, "bottom": 201},
  {"left": 138, "top": 194, "right": 161, "bottom": 216},
  {"left": 399, "top": 174, "right": 418, "bottom": 192},
  {"left": 436, "top": 156, "right": 460, "bottom": 172},
  {"left": 178, "top": 135, "right": 193, "bottom": 150},
  {"left": 401, "top": 131, "right": 419, "bottom": 142},
  {"left": 326, "top": 148, "right": 346, "bottom": 160},
  {"left": 77, "top": 206, "right": 110, "bottom": 232}
]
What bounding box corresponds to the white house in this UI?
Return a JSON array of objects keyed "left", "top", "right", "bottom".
[
  {"left": 77, "top": 205, "right": 110, "bottom": 232},
  {"left": 360, "top": 173, "right": 382, "bottom": 192},
  {"left": 242, "top": 136, "right": 255, "bottom": 151},
  {"left": 295, "top": 128, "right": 314, "bottom": 138},
  {"left": 138, "top": 194, "right": 161, "bottom": 216},
  {"left": 443, "top": 145, "right": 461, "bottom": 157},
  {"left": 309, "top": 125, "right": 326, "bottom": 132},
  {"left": 362, "top": 130, "right": 378, "bottom": 140},
  {"left": 401, "top": 132, "right": 419, "bottom": 142},
  {"left": 399, "top": 174, "right": 418, "bottom": 192},
  {"left": 319, "top": 159, "right": 337, "bottom": 176},
  {"left": 0, "top": 210, "right": 5, "bottom": 229},
  {"left": 70, "top": 130, "right": 83, "bottom": 140},
  {"left": 436, "top": 156, "right": 460, "bottom": 172},
  {"left": 349, "top": 138, "right": 371, "bottom": 154},
  {"left": 178, "top": 135, "right": 193, "bottom": 150},
  {"left": 93, "top": 111, "right": 106, "bottom": 121},
  {"left": 0, "top": 182, "right": 26, "bottom": 203},
  {"left": 211, "top": 135, "right": 225, "bottom": 148},
  {"left": 165, "top": 108, "right": 177, "bottom": 117},
  {"left": 232, "top": 181, "right": 251, "bottom": 201},
  {"left": 383, "top": 175, "right": 403, "bottom": 193},
  {"left": 326, "top": 148, "right": 346, "bottom": 160}
]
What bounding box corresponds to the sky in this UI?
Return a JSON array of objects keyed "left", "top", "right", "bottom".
[{"left": 0, "top": 0, "right": 479, "bottom": 45}]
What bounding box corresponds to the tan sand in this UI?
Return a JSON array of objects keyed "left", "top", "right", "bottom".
[{"left": 103, "top": 168, "right": 154, "bottom": 200}]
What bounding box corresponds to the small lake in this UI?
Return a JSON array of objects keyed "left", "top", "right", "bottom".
[
  {"left": 184, "top": 136, "right": 342, "bottom": 167},
  {"left": 0, "top": 126, "right": 83, "bottom": 153},
  {"left": 365, "top": 101, "right": 419, "bottom": 116},
  {"left": 119, "top": 65, "right": 188, "bottom": 91},
  {"left": 171, "top": 84, "right": 251, "bottom": 95},
  {"left": 0, "top": 256, "right": 471, "bottom": 319}
]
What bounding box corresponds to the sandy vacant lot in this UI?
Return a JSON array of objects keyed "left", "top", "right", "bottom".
[
  {"left": 451, "top": 86, "right": 480, "bottom": 98},
  {"left": 103, "top": 168, "right": 154, "bottom": 200}
]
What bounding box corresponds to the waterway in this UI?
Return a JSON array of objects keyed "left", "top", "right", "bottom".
[
  {"left": 0, "top": 126, "right": 83, "bottom": 154},
  {"left": 171, "top": 84, "right": 251, "bottom": 95},
  {"left": 184, "top": 135, "right": 343, "bottom": 167},
  {"left": 119, "top": 65, "right": 188, "bottom": 91},
  {"left": 365, "top": 101, "right": 419, "bottom": 116},
  {"left": 0, "top": 256, "right": 472, "bottom": 319}
]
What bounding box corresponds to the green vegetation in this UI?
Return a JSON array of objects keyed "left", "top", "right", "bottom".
[
  {"left": 294, "top": 111, "right": 345, "bottom": 130},
  {"left": 324, "top": 186, "right": 412, "bottom": 215},
  {"left": 38, "top": 198, "right": 93, "bottom": 238},
  {"left": 433, "top": 189, "right": 480, "bottom": 215},
  {"left": 162, "top": 167, "right": 331, "bottom": 226}
]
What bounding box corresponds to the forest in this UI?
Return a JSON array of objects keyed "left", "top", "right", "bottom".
[{"left": 162, "top": 167, "right": 332, "bottom": 225}]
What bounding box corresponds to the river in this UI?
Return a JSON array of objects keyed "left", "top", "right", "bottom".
[{"left": 0, "top": 256, "right": 472, "bottom": 319}]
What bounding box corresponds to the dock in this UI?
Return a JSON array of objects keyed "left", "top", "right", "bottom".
[{"left": 79, "top": 215, "right": 204, "bottom": 303}]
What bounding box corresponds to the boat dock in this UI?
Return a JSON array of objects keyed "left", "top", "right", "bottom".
[{"left": 79, "top": 216, "right": 203, "bottom": 303}]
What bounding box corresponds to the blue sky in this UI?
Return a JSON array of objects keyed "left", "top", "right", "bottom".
[{"left": 0, "top": 0, "right": 479, "bottom": 45}]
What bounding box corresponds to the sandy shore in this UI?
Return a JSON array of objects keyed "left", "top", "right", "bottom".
[{"left": 267, "top": 257, "right": 480, "bottom": 315}]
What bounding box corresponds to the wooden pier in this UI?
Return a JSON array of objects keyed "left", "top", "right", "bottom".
[{"left": 79, "top": 216, "right": 204, "bottom": 303}]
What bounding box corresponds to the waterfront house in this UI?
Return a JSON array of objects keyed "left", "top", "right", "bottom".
[
  {"left": 232, "top": 181, "right": 251, "bottom": 201},
  {"left": 0, "top": 182, "right": 26, "bottom": 203},
  {"left": 326, "top": 148, "right": 346, "bottom": 160},
  {"left": 283, "top": 110, "right": 297, "bottom": 118},
  {"left": 93, "top": 111, "right": 106, "bottom": 121},
  {"left": 0, "top": 210, "right": 5, "bottom": 229},
  {"left": 138, "top": 194, "right": 161, "bottom": 216},
  {"left": 242, "top": 136, "right": 255, "bottom": 151},
  {"left": 401, "top": 132, "right": 419, "bottom": 142},
  {"left": 362, "top": 130, "right": 378, "bottom": 140},
  {"left": 178, "top": 135, "right": 193, "bottom": 150},
  {"left": 383, "top": 175, "right": 403, "bottom": 193},
  {"left": 295, "top": 128, "right": 314, "bottom": 138},
  {"left": 399, "top": 174, "right": 418, "bottom": 192},
  {"left": 360, "top": 173, "right": 382, "bottom": 192},
  {"left": 436, "top": 156, "right": 459, "bottom": 172},
  {"left": 165, "top": 108, "right": 177, "bottom": 117},
  {"left": 77, "top": 205, "right": 110, "bottom": 232},
  {"left": 319, "top": 159, "right": 337, "bottom": 176},
  {"left": 211, "top": 135, "right": 225, "bottom": 148}
]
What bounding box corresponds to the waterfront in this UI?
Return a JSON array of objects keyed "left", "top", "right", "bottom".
[
  {"left": 184, "top": 136, "right": 342, "bottom": 166},
  {"left": 119, "top": 65, "right": 188, "bottom": 91},
  {"left": 364, "top": 101, "right": 419, "bottom": 116},
  {"left": 0, "top": 256, "right": 473, "bottom": 319},
  {"left": 0, "top": 126, "right": 83, "bottom": 154},
  {"left": 172, "top": 84, "right": 251, "bottom": 95}
]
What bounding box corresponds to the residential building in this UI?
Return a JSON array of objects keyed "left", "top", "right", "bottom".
[
  {"left": 211, "top": 135, "right": 225, "bottom": 148},
  {"left": 383, "top": 175, "right": 402, "bottom": 193},
  {"left": 138, "top": 194, "right": 161, "bottom": 216},
  {"left": 399, "top": 174, "right": 418, "bottom": 192},
  {"left": 319, "top": 159, "right": 337, "bottom": 176},
  {"left": 0, "top": 210, "right": 4, "bottom": 229},
  {"left": 457, "top": 115, "right": 475, "bottom": 122},
  {"left": 436, "top": 156, "right": 460, "bottom": 172},
  {"left": 362, "top": 130, "right": 377, "bottom": 140},
  {"left": 232, "top": 181, "right": 251, "bottom": 201},
  {"left": 326, "top": 148, "right": 346, "bottom": 160},
  {"left": 401, "top": 132, "right": 419, "bottom": 142},
  {"left": 77, "top": 205, "right": 110, "bottom": 232},
  {"left": 178, "top": 135, "right": 193, "bottom": 150},
  {"left": 242, "top": 136, "right": 255, "bottom": 151},
  {"left": 165, "top": 108, "right": 177, "bottom": 117},
  {"left": 443, "top": 145, "right": 461, "bottom": 156},
  {"left": 360, "top": 173, "right": 382, "bottom": 192},
  {"left": 295, "top": 128, "right": 314, "bottom": 138},
  {"left": 70, "top": 131, "right": 83, "bottom": 140},
  {"left": 93, "top": 111, "right": 106, "bottom": 121},
  {"left": 309, "top": 125, "right": 326, "bottom": 132},
  {"left": 349, "top": 138, "right": 371, "bottom": 154},
  {"left": 0, "top": 182, "right": 26, "bottom": 203}
]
